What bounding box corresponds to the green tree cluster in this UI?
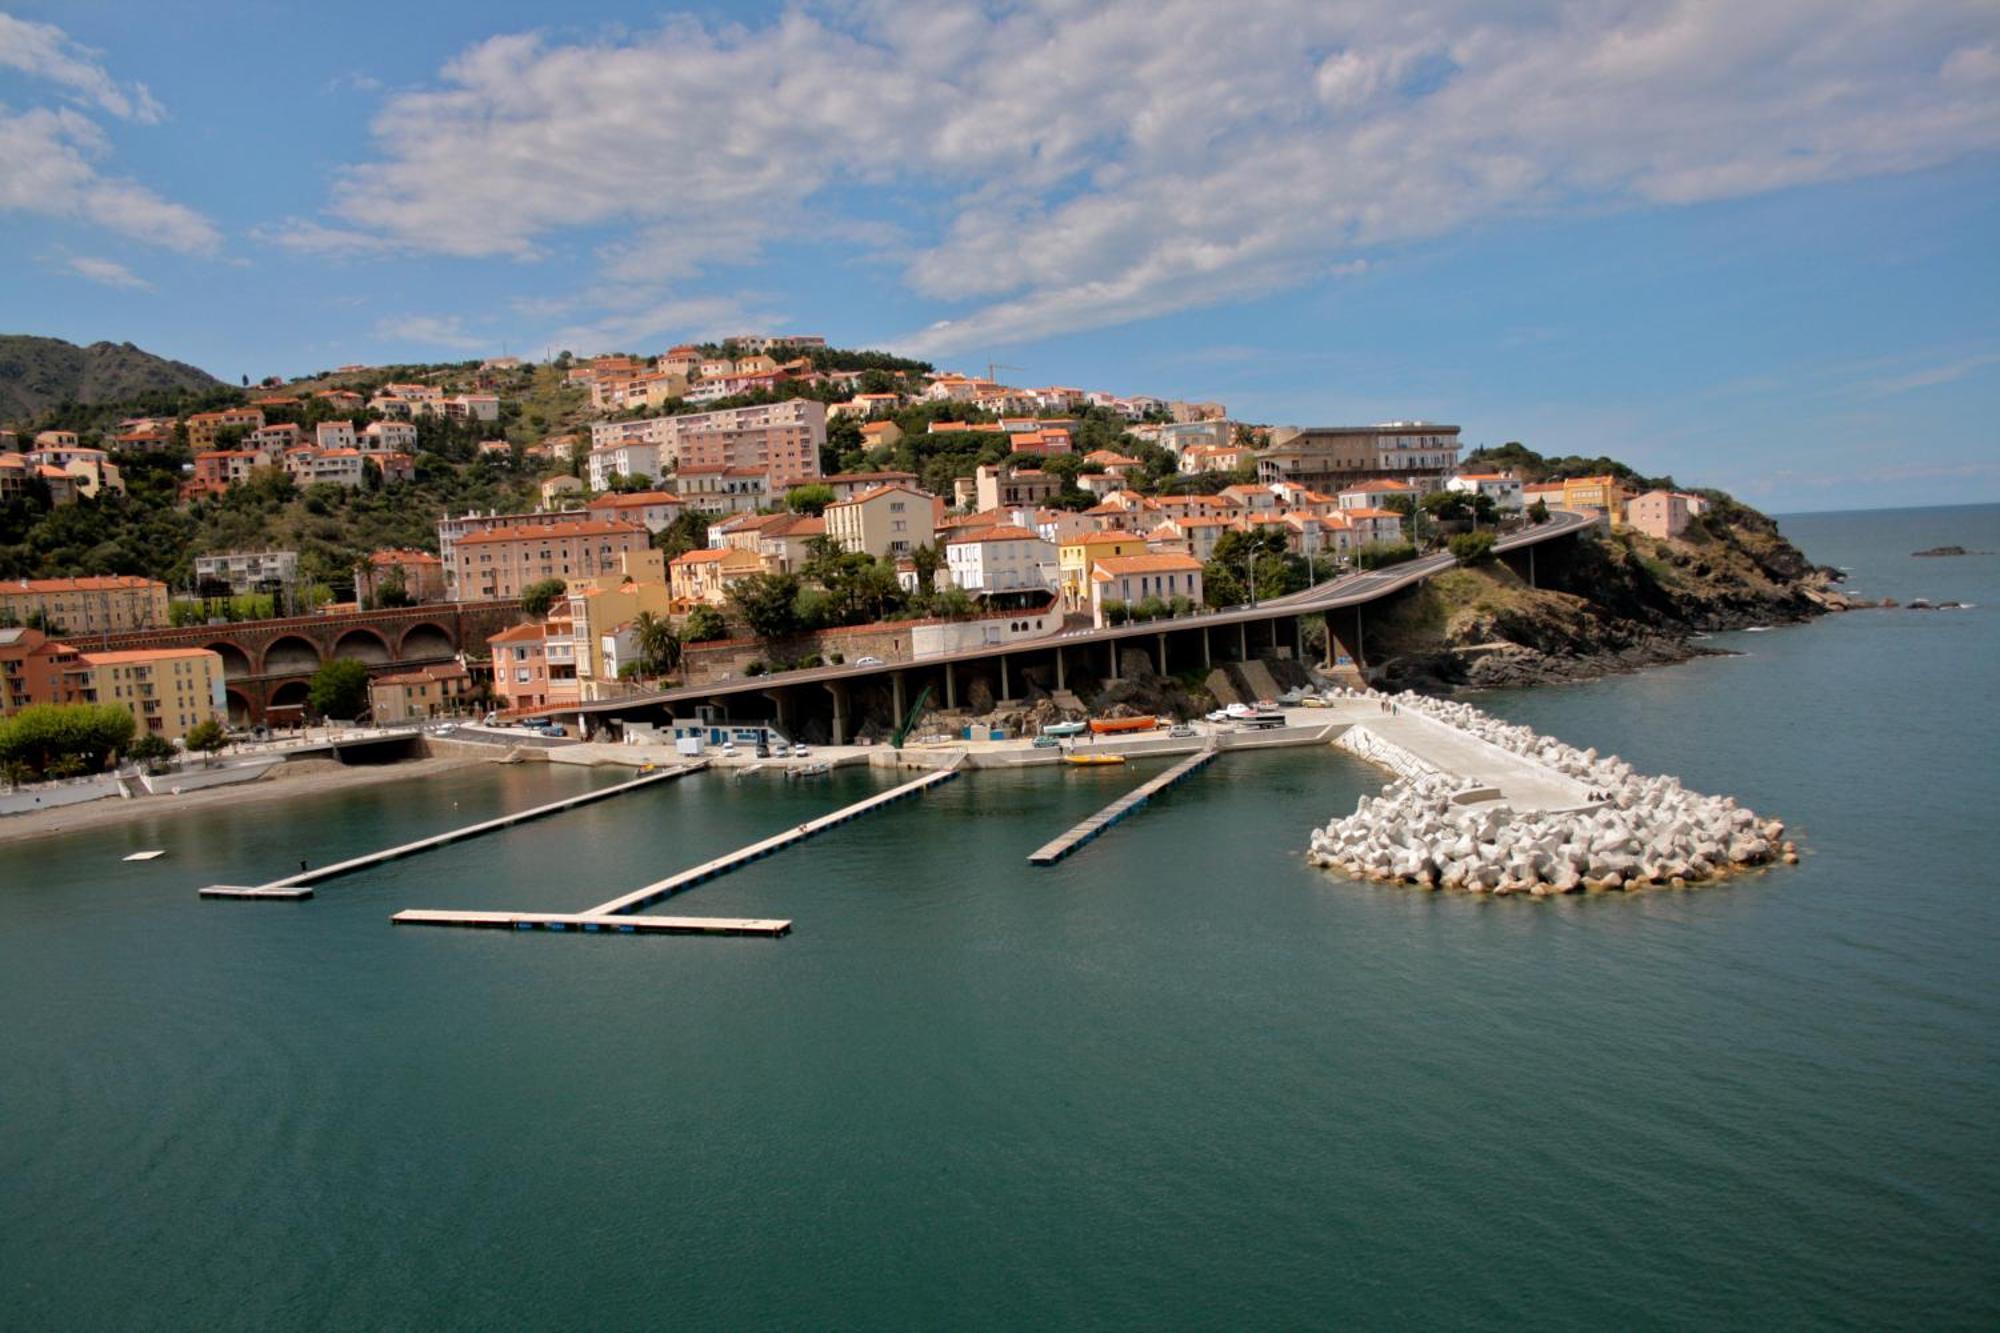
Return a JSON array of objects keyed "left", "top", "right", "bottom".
[
  {"left": 0, "top": 703, "right": 137, "bottom": 779},
  {"left": 307, "top": 658, "right": 371, "bottom": 720}
]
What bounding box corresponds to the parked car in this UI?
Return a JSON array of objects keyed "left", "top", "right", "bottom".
[
  {"left": 541, "top": 724, "right": 567, "bottom": 738},
  {"left": 854, "top": 655, "right": 884, "bottom": 667},
  {"left": 1168, "top": 723, "right": 1196, "bottom": 738}
]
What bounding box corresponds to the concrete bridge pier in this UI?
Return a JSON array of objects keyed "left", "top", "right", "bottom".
[
  {"left": 944, "top": 661, "right": 957, "bottom": 710},
  {"left": 1200, "top": 625, "right": 1212, "bottom": 669},
  {"left": 1157, "top": 632, "right": 1169, "bottom": 677},
  {"left": 890, "top": 670, "right": 906, "bottom": 723},
  {"left": 998, "top": 654, "right": 1011, "bottom": 703},
  {"left": 824, "top": 679, "right": 851, "bottom": 744},
  {"left": 1053, "top": 644, "right": 1066, "bottom": 692},
  {"left": 762, "top": 689, "right": 795, "bottom": 738}
]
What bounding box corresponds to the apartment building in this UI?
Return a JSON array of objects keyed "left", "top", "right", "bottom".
[
  {"left": 0, "top": 626, "right": 90, "bottom": 716},
  {"left": 673, "top": 465, "right": 770, "bottom": 515},
  {"left": 81, "top": 647, "right": 225, "bottom": 740},
  {"left": 451, "top": 520, "right": 650, "bottom": 601},
  {"left": 1258, "top": 422, "right": 1461, "bottom": 490},
  {"left": 1090, "top": 554, "right": 1204, "bottom": 627},
  {"left": 185, "top": 408, "right": 265, "bottom": 449},
  {"left": 946, "top": 526, "right": 1057, "bottom": 595},
  {"left": 824, "top": 484, "right": 934, "bottom": 561},
  {"left": 193, "top": 550, "right": 299, "bottom": 595},
  {"left": 0, "top": 575, "right": 169, "bottom": 634},
  {"left": 436, "top": 508, "right": 618, "bottom": 598},
  {"left": 368, "top": 663, "right": 475, "bottom": 723}
]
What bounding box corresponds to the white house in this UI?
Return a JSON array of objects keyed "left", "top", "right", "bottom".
[
  {"left": 1090, "top": 554, "right": 1204, "bottom": 627},
  {"left": 945, "top": 525, "right": 1057, "bottom": 595},
  {"left": 1446, "top": 471, "right": 1525, "bottom": 512}
]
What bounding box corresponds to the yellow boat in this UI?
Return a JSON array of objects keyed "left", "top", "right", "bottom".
[{"left": 1064, "top": 753, "right": 1128, "bottom": 766}]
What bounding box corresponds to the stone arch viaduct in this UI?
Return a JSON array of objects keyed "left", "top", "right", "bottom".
[{"left": 90, "top": 599, "right": 526, "bottom": 725}]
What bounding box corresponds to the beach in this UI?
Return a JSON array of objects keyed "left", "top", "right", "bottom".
[{"left": 0, "top": 754, "right": 490, "bottom": 847}]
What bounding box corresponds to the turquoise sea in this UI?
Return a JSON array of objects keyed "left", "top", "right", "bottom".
[{"left": 1, "top": 504, "right": 1995, "bottom": 1329}]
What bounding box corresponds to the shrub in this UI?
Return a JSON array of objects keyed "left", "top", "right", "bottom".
[
  {"left": 745, "top": 660, "right": 768, "bottom": 677},
  {"left": 1103, "top": 599, "right": 1130, "bottom": 626},
  {"left": 1448, "top": 530, "right": 1497, "bottom": 563},
  {"left": 1134, "top": 595, "right": 1169, "bottom": 623},
  {"left": 520, "top": 578, "right": 569, "bottom": 617},
  {"left": 1354, "top": 541, "right": 1417, "bottom": 570}
]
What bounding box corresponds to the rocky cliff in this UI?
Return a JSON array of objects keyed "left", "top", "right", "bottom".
[{"left": 1368, "top": 507, "right": 1841, "bottom": 692}]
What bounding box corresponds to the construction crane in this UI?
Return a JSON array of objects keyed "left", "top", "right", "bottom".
[{"left": 986, "top": 361, "right": 1024, "bottom": 383}]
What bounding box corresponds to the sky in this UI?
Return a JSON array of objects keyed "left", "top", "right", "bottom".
[{"left": 2, "top": 0, "right": 1997, "bottom": 512}]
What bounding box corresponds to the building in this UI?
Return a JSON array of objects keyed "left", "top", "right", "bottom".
[
  {"left": 812, "top": 470, "right": 923, "bottom": 502},
  {"left": 0, "top": 626, "right": 91, "bottom": 715},
  {"left": 1, "top": 575, "right": 169, "bottom": 635},
  {"left": 1527, "top": 475, "right": 1633, "bottom": 523},
  {"left": 192, "top": 550, "right": 299, "bottom": 596},
  {"left": 973, "top": 463, "right": 1061, "bottom": 512},
  {"left": 561, "top": 573, "right": 674, "bottom": 699},
  {"left": 451, "top": 520, "right": 650, "bottom": 601},
  {"left": 585, "top": 399, "right": 827, "bottom": 488},
  {"left": 824, "top": 484, "right": 934, "bottom": 561},
  {"left": 1338, "top": 479, "right": 1417, "bottom": 511},
  {"left": 361, "top": 420, "right": 418, "bottom": 453},
  {"left": 584, "top": 490, "right": 683, "bottom": 534},
  {"left": 672, "top": 398, "right": 826, "bottom": 484},
  {"left": 487, "top": 623, "right": 551, "bottom": 713},
  {"left": 357, "top": 549, "right": 446, "bottom": 605},
  {"left": 1058, "top": 531, "right": 1150, "bottom": 609},
  {"left": 945, "top": 526, "right": 1057, "bottom": 595},
  {"left": 79, "top": 647, "right": 224, "bottom": 740},
  {"left": 1158, "top": 419, "right": 1233, "bottom": 456},
  {"left": 184, "top": 408, "right": 265, "bottom": 449},
  {"left": 437, "top": 508, "right": 620, "bottom": 598},
  {"left": 540, "top": 475, "right": 585, "bottom": 506},
  {"left": 285, "top": 447, "right": 368, "bottom": 488},
  {"left": 857, "top": 421, "right": 904, "bottom": 452},
  {"left": 1090, "top": 554, "right": 1204, "bottom": 626},
  {"left": 1258, "top": 422, "right": 1461, "bottom": 490},
  {"left": 369, "top": 663, "right": 475, "bottom": 723},
  {"left": 1446, "top": 472, "right": 1525, "bottom": 513},
  {"left": 315, "top": 420, "right": 357, "bottom": 451},
  {"left": 668, "top": 547, "right": 762, "bottom": 605},
  {"left": 1625, "top": 490, "right": 1692, "bottom": 540},
  {"left": 673, "top": 465, "right": 770, "bottom": 515}
]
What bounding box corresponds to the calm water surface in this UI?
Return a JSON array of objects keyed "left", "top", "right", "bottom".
[{"left": 2, "top": 504, "right": 1996, "bottom": 1330}]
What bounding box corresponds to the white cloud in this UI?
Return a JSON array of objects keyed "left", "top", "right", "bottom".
[
  {"left": 1859, "top": 349, "right": 2000, "bottom": 398},
  {"left": 0, "top": 12, "right": 163, "bottom": 122},
  {"left": 272, "top": 0, "right": 2000, "bottom": 353},
  {"left": 64, "top": 253, "right": 151, "bottom": 290},
  {"left": 372, "top": 313, "right": 489, "bottom": 352},
  {"left": 0, "top": 104, "right": 219, "bottom": 252}
]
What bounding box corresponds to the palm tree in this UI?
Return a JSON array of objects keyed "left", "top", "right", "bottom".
[{"left": 633, "top": 611, "right": 681, "bottom": 684}]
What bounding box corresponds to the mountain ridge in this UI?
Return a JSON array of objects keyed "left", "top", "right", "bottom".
[{"left": 0, "top": 335, "right": 224, "bottom": 426}]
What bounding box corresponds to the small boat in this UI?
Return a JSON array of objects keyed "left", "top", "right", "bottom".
[
  {"left": 1065, "top": 753, "right": 1127, "bottom": 766},
  {"left": 1040, "top": 721, "right": 1087, "bottom": 737},
  {"left": 1087, "top": 715, "right": 1157, "bottom": 735}
]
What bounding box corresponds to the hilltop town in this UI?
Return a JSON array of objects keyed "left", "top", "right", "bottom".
[{"left": 0, "top": 333, "right": 1823, "bottom": 757}]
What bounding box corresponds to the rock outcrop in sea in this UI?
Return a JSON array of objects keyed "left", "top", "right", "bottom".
[{"left": 1307, "top": 690, "right": 1797, "bottom": 895}]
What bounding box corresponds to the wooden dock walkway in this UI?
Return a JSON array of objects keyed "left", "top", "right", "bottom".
[
  {"left": 199, "top": 761, "right": 704, "bottom": 901},
  {"left": 1028, "top": 742, "right": 1219, "bottom": 865},
  {"left": 390, "top": 909, "right": 790, "bottom": 936},
  {"left": 583, "top": 755, "right": 966, "bottom": 917}
]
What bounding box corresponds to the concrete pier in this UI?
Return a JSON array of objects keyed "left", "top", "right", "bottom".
[
  {"left": 200, "top": 761, "right": 704, "bottom": 901},
  {"left": 1028, "top": 742, "right": 1219, "bottom": 865},
  {"left": 199, "top": 884, "right": 314, "bottom": 900},
  {"left": 390, "top": 909, "right": 790, "bottom": 936},
  {"left": 583, "top": 756, "right": 966, "bottom": 917}
]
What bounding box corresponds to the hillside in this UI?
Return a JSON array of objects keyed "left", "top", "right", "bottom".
[
  {"left": 0, "top": 336, "right": 224, "bottom": 426},
  {"left": 1365, "top": 508, "right": 1839, "bottom": 691}
]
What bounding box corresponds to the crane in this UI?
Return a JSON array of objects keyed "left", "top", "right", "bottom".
[{"left": 986, "top": 361, "right": 1024, "bottom": 383}]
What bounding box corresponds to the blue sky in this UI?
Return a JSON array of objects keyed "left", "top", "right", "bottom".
[{"left": 3, "top": 0, "right": 1997, "bottom": 511}]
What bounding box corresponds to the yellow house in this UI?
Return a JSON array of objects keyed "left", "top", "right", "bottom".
[
  {"left": 669, "top": 547, "right": 763, "bottom": 606},
  {"left": 564, "top": 579, "right": 674, "bottom": 697},
  {"left": 1527, "top": 475, "right": 1634, "bottom": 525},
  {"left": 1058, "top": 531, "right": 1150, "bottom": 610},
  {"left": 79, "top": 647, "right": 223, "bottom": 741}
]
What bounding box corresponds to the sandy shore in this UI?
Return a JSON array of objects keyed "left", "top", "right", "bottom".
[{"left": 0, "top": 755, "right": 493, "bottom": 847}]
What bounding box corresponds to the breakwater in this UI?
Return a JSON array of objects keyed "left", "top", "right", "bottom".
[{"left": 1308, "top": 691, "right": 1797, "bottom": 894}]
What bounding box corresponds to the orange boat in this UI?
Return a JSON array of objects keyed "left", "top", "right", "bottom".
[{"left": 1087, "top": 715, "right": 1158, "bottom": 735}]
